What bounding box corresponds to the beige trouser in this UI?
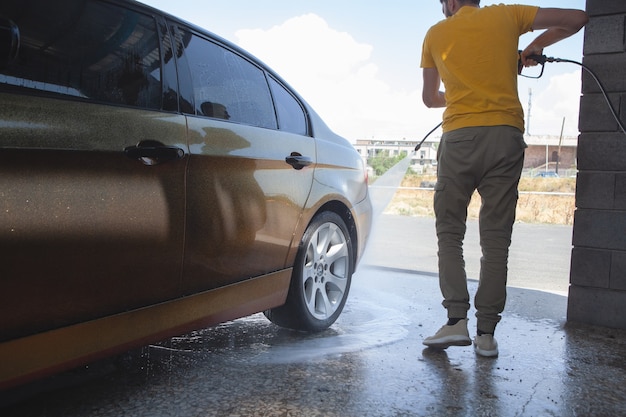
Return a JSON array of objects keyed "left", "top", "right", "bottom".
[{"left": 434, "top": 125, "right": 526, "bottom": 334}]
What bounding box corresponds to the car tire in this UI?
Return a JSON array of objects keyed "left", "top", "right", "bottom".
[{"left": 265, "top": 211, "right": 354, "bottom": 332}]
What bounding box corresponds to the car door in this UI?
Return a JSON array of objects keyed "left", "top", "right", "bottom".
[
  {"left": 170, "top": 26, "right": 316, "bottom": 293},
  {"left": 0, "top": 0, "right": 187, "bottom": 342}
]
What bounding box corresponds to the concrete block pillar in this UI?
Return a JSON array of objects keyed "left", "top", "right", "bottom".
[{"left": 568, "top": 0, "right": 626, "bottom": 328}]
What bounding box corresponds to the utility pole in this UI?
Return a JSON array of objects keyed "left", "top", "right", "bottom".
[
  {"left": 556, "top": 117, "right": 565, "bottom": 175},
  {"left": 526, "top": 88, "right": 532, "bottom": 135}
]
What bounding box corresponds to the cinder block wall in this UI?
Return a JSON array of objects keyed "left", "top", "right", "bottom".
[{"left": 568, "top": 0, "right": 626, "bottom": 328}]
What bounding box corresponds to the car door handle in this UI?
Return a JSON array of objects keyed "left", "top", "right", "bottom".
[
  {"left": 285, "top": 153, "right": 313, "bottom": 170},
  {"left": 124, "top": 140, "right": 185, "bottom": 166}
]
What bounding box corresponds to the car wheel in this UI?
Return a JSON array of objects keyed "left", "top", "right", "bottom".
[{"left": 265, "top": 211, "right": 354, "bottom": 332}]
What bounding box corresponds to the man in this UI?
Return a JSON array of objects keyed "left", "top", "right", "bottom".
[{"left": 421, "top": 0, "right": 587, "bottom": 357}]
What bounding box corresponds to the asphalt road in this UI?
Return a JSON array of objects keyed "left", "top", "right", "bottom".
[
  {"left": 363, "top": 214, "right": 573, "bottom": 296},
  {"left": 366, "top": 154, "right": 573, "bottom": 295}
]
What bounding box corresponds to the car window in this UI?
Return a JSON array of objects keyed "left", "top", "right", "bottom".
[
  {"left": 177, "top": 29, "right": 277, "bottom": 130},
  {"left": 0, "top": 0, "right": 162, "bottom": 110},
  {"left": 268, "top": 77, "right": 309, "bottom": 136}
]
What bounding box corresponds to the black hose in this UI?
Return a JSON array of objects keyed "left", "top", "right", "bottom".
[
  {"left": 414, "top": 121, "right": 442, "bottom": 152},
  {"left": 536, "top": 55, "right": 626, "bottom": 135},
  {"left": 417, "top": 55, "right": 625, "bottom": 154}
]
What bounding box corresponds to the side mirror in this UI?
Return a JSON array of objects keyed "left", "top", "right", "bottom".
[{"left": 0, "top": 17, "right": 19, "bottom": 69}]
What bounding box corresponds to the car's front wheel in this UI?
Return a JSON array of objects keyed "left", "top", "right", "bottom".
[{"left": 265, "top": 211, "right": 354, "bottom": 332}]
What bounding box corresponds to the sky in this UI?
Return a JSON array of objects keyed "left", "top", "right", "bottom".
[{"left": 140, "top": 0, "right": 587, "bottom": 142}]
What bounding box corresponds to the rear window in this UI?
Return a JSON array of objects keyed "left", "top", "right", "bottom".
[
  {"left": 0, "top": 0, "right": 162, "bottom": 110},
  {"left": 177, "top": 28, "right": 277, "bottom": 130},
  {"left": 268, "top": 76, "right": 308, "bottom": 136}
]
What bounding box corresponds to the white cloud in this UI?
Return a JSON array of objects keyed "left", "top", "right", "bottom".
[
  {"left": 237, "top": 14, "right": 582, "bottom": 142},
  {"left": 236, "top": 14, "right": 439, "bottom": 142},
  {"left": 522, "top": 70, "right": 582, "bottom": 137}
]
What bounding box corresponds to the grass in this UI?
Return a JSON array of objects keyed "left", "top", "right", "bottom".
[{"left": 385, "top": 171, "right": 576, "bottom": 225}]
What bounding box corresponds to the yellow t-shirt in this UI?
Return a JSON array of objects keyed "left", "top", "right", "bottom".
[{"left": 421, "top": 4, "right": 539, "bottom": 133}]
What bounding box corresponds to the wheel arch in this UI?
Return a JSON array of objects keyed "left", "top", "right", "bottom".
[{"left": 314, "top": 200, "right": 359, "bottom": 270}]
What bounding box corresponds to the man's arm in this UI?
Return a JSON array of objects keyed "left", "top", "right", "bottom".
[
  {"left": 422, "top": 67, "right": 446, "bottom": 108},
  {"left": 520, "top": 8, "right": 588, "bottom": 66}
]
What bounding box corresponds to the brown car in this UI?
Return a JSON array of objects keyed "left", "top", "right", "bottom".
[{"left": 0, "top": 0, "right": 372, "bottom": 389}]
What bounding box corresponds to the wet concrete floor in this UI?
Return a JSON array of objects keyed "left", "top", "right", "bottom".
[{"left": 3, "top": 243, "right": 626, "bottom": 416}]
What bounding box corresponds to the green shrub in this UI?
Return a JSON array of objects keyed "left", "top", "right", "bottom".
[{"left": 369, "top": 152, "right": 408, "bottom": 176}]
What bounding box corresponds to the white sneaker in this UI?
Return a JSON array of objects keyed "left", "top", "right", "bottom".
[
  {"left": 423, "top": 319, "right": 471, "bottom": 349},
  {"left": 474, "top": 334, "right": 499, "bottom": 357}
]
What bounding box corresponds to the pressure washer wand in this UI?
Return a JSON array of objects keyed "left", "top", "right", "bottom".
[{"left": 414, "top": 121, "right": 443, "bottom": 152}]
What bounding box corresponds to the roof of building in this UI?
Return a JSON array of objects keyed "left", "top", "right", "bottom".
[{"left": 355, "top": 134, "right": 578, "bottom": 148}]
